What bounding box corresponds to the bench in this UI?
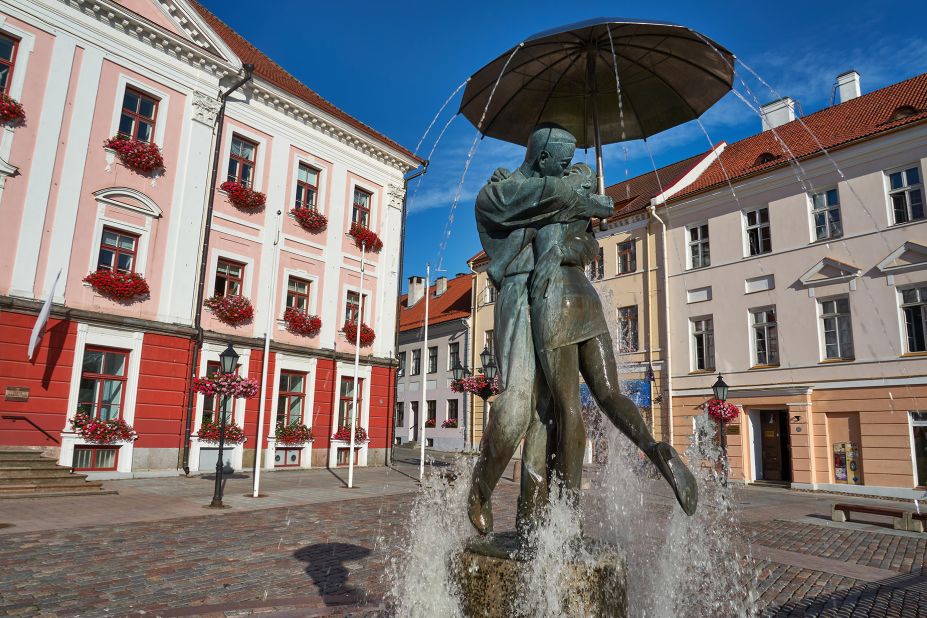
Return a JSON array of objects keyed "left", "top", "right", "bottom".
[{"left": 832, "top": 503, "right": 907, "bottom": 531}]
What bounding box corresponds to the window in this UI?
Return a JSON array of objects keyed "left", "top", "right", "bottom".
[
  {"left": 821, "top": 297, "right": 854, "bottom": 360},
  {"left": 285, "top": 276, "right": 311, "bottom": 314},
  {"left": 427, "top": 400, "right": 436, "bottom": 424},
  {"left": 352, "top": 188, "right": 372, "bottom": 228},
  {"left": 0, "top": 34, "right": 19, "bottom": 95},
  {"left": 428, "top": 346, "right": 438, "bottom": 374},
  {"left": 485, "top": 284, "right": 497, "bottom": 304},
  {"left": 337, "top": 377, "right": 363, "bottom": 428},
  {"left": 617, "top": 241, "right": 636, "bottom": 274},
  {"left": 448, "top": 342, "right": 461, "bottom": 370},
  {"left": 484, "top": 330, "right": 494, "bottom": 356},
  {"left": 202, "top": 361, "right": 232, "bottom": 424},
  {"left": 73, "top": 446, "right": 119, "bottom": 471},
  {"left": 214, "top": 258, "right": 244, "bottom": 297},
  {"left": 688, "top": 224, "right": 710, "bottom": 269},
  {"left": 395, "top": 402, "right": 405, "bottom": 427},
  {"left": 295, "top": 164, "right": 320, "bottom": 210},
  {"left": 901, "top": 286, "right": 927, "bottom": 353},
  {"left": 745, "top": 207, "right": 771, "bottom": 256},
  {"left": 77, "top": 348, "right": 128, "bottom": 420},
  {"left": 692, "top": 318, "right": 715, "bottom": 371},
  {"left": 911, "top": 411, "right": 927, "bottom": 486},
  {"left": 617, "top": 305, "right": 639, "bottom": 352},
  {"left": 97, "top": 228, "right": 139, "bottom": 274},
  {"left": 398, "top": 352, "right": 406, "bottom": 377},
  {"left": 118, "top": 88, "right": 158, "bottom": 143},
  {"left": 751, "top": 308, "right": 779, "bottom": 366},
  {"left": 410, "top": 400, "right": 419, "bottom": 426},
  {"left": 587, "top": 246, "right": 604, "bottom": 281},
  {"left": 811, "top": 189, "right": 842, "bottom": 240},
  {"left": 888, "top": 166, "right": 924, "bottom": 224},
  {"left": 448, "top": 399, "right": 459, "bottom": 421},
  {"left": 227, "top": 136, "right": 257, "bottom": 187},
  {"left": 411, "top": 349, "right": 421, "bottom": 375},
  {"left": 344, "top": 290, "right": 367, "bottom": 323},
  {"left": 276, "top": 372, "right": 305, "bottom": 426}
]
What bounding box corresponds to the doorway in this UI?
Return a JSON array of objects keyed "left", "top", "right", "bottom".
[{"left": 757, "top": 410, "right": 791, "bottom": 482}]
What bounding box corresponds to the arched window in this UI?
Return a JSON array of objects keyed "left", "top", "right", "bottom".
[
  {"left": 889, "top": 105, "right": 918, "bottom": 122},
  {"left": 753, "top": 152, "right": 778, "bottom": 166}
]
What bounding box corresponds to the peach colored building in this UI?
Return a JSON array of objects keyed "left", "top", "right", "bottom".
[{"left": 0, "top": 0, "right": 420, "bottom": 478}]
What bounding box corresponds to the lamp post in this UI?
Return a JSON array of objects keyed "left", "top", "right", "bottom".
[
  {"left": 712, "top": 372, "right": 730, "bottom": 486},
  {"left": 210, "top": 343, "right": 238, "bottom": 508}
]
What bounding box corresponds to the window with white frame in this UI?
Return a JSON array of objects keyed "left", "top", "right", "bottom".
[
  {"left": 888, "top": 166, "right": 924, "bottom": 225},
  {"left": 691, "top": 317, "right": 714, "bottom": 371},
  {"left": 448, "top": 399, "right": 459, "bottom": 421},
  {"left": 427, "top": 346, "right": 438, "bottom": 374},
  {"left": 77, "top": 348, "right": 129, "bottom": 420},
  {"left": 227, "top": 136, "right": 257, "bottom": 187},
  {"left": 911, "top": 411, "right": 927, "bottom": 486},
  {"left": 901, "top": 286, "right": 927, "bottom": 353},
  {"left": 394, "top": 402, "right": 405, "bottom": 427},
  {"left": 201, "top": 361, "right": 232, "bottom": 424},
  {"left": 337, "top": 377, "right": 363, "bottom": 428},
  {"left": 688, "top": 223, "right": 710, "bottom": 269},
  {"left": 617, "top": 305, "right": 639, "bottom": 352},
  {"left": 276, "top": 371, "right": 306, "bottom": 426},
  {"left": 448, "top": 342, "right": 461, "bottom": 370},
  {"left": 344, "top": 290, "right": 368, "bottom": 323},
  {"left": 214, "top": 258, "right": 244, "bottom": 297},
  {"left": 820, "top": 297, "right": 854, "bottom": 360},
  {"left": 398, "top": 351, "right": 406, "bottom": 377},
  {"left": 118, "top": 87, "right": 158, "bottom": 143},
  {"left": 485, "top": 283, "right": 497, "bottom": 304},
  {"left": 294, "top": 164, "right": 320, "bottom": 210},
  {"left": 97, "top": 228, "right": 139, "bottom": 274},
  {"left": 751, "top": 307, "right": 779, "bottom": 367},
  {"left": 411, "top": 349, "right": 421, "bottom": 375},
  {"left": 745, "top": 207, "right": 772, "bottom": 256},
  {"left": 811, "top": 188, "right": 842, "bottom": 240},
  {"left": 285, "top": 276, "right": 311, "bottom": 314},
  {"left": 427, "top": 400, "right": 436, "bottom": 425},
  {"left": 617, "top": 241, "right": 636, "bottom": 274},
  {"left": 586, "top": 246, "right": 604, "bottom": 280},
  {"left": 484, "top": 329, "right": 494, "bottom": 356},
  {"left": 352, "top": 188, "right": 372, "bottom": 228},
  {"left": 0, "top": 34, "right": 20, "bottom": 95}
]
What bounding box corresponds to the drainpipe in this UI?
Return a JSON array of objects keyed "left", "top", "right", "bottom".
[
  {"left": 647, "top": 202, "right": 673, "bottom": 449},
  {"left": 181, "top": 64, "right": 254, "bottom": 475}
]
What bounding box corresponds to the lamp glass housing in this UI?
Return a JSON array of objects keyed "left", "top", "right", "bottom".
[
  {"left": 219, "top": 343, "right": 239, "bottom": 374},
  {"left": 712, "top": 373, "right": 729, "bottom": 402},
  {"left": 451, "top": 359, "right": 467, "bottom": 381}
]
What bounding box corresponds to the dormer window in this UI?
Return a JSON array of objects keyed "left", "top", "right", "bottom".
[
  {"left": 889, "top": 105, "right": 918, "bottom": 122},
  {"left": 753, "top": 152, "right": 778, "bottom": 166}
]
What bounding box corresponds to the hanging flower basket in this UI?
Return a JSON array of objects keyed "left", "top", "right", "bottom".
[
  {"left": 283, "top": 307, "right": 322, "bottom": 337},
  {"left": 220, "top": 181, "right": 266, "bottom": 211},
  {"left": 103, "top": 135, "right": 164, "bottom": 174},
  {"left": 70, "top": 413, "right": 137, "bottom": 444},
  {"left": 442, "top": 418, "right": 458, "bottom": 429},
  {"left": 204, "top": 294, "right": 254, "bottom": 326},
  {"left": 83, "top": 269, "right": 150, "bottom": 301},
  {"left": 197, "top": 419, "right": 246, "bottom": 445},
  {"left": 275, "top": 421, "right": 313, "bottom": 446},
  {"left": 292, "top": 207, "right": 328, "bottom": 233},
  {"left": 703, "top": 398, "right": 740, "bottom": 423},
  {"left": 332, "top": 425, "right": 368, "bottom": 443},
  {"left": 0, "top": 94, "right": 25, "bottom": 125},
  {"left": 451, "top": 373, "right": 501, "bottom": 400},
  {"left": 342, "top": 320, "right": 375, "bottom": 347},
  {"left": 348, "top": 222, "right": 383, "bottom": 252},
  {"left": 192, "top": 372, "right": 259, "bottom": 399}
]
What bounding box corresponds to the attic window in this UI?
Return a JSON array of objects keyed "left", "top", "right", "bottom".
[
  {"left": 753, "top": 152, "right": 778, "bottom": 166},
  {"left": 889, "top": 105, "right": 918, "bottom": 122}
]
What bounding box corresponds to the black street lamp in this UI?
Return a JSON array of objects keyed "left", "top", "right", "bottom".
[
  {"left": 712, "top": 372, "right": 730, "bottom": 486},
  {"left": 451, "top": 358, "right": 468, "bottom": 382},
  {"left": 210, "top": 343, "right": 238, "bottom": 508},
  {"left": 480, "top": 346, "right": 496, "bottom": 381},
  {"left": 712, "top": 373, "right": 729, "bottom": 402}
]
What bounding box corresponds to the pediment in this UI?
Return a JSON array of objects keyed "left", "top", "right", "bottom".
[
  {"left": 877, "top": 242, "right": 927, "bottom": 274},
  {"left": 800, "top": 257, "right": 861, "bottom": 287},
  {"left": 93, "top": 187, "right": 162, "bottom": 218}
]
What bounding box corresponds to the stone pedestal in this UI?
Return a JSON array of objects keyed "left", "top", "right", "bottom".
[{"left": 453, "top": 534, "right": 626, "bottom": 617}]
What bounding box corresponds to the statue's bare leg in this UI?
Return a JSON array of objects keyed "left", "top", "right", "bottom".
[
  {"left": 536, "top": 344, "right": 585, "bottom": 502},
  {"left": 517, "top": 385, "right": 552, "bottom": 537}
]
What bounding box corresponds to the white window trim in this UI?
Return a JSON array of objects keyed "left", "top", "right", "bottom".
[
  {"left": 109, "top": 75, "right": 171, "bottom": 148},
  {"left": 348, "top": 180, "right": 379, "bottom": 231},
  {"left": 742, "top": 206, "right": 771, "bottom": 257},
  {"left": 686, "top": 222, "right": 710, "bottom": 270},
  {"left": 0, "top": 19, "right": 35, "bottom": 171},
  {"left": 328, "top": 361, "right": 372, "bottom": 468},
  {"left": 207, "top": 249, "right": 254, "bottom": 300},
  {"left": 817, "top": 295, "right": 854, "bottom": 361},
  {"left": 277, "top": 268, "right": 320, "bottom": 331},
  {"left": 615, "top": 239, "right": 635, "bottom": 275},
  {"left": 909, "top": 411, "right": 927, "bottom": 488},
  {"left": 898, "top": 284, "right": 927, "bottom": 354},
  {"left": 340, "top": 283, "right": 371, "bottom": 325},
  {"left": 808, "top": 187, "right": 842, "bottom": 243},
  {"left": 220, "top": 126, "right": 267, "bottom": 192},
  {"left": 690, "top": 315, "right": 715, "bottom": 372},
  {"left": 84, "top": 202, "right": 153, "bottom": 287},
  {"left": 749, "top": 305, "right": 779, "bottom": 367},
  {"left": 885, "top": 164, "right": 925, "bottom": 226},
  {"left": 446, "top": 399, "right": 460, "bottom": 425},
  {"left": 290, "top": 157, "right": 326, "bottom": 214},
  {"left": 267, "top": 353, "right": 317, "bottom": 470},
  {"left": 447, "top": 341, "right": 461, "bottom": 371}
]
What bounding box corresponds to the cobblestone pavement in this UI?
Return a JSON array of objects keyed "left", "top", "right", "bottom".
[{"left": 0, "top": 460, "right": 926, "bottom": 617}]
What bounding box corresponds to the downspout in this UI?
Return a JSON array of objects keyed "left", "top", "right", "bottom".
[
  {"left": 647, "top": 202, "right": 673, "bottom": 449},
  {"left": 468, "top": 268, "right": 478, "bottom": 451},
  {"left": 181, "top": 64, "right": 254, "bottom": 475}
]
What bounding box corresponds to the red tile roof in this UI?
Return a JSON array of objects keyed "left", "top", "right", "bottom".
[
  {"left": 671, "top": 72, "right": 927, "bottom": 201},
  {"left": 604, "top": 149, "right": 713, "bottom": 220},
  {"left": 399, "top": 274, "right": 472, "bottom": 332},
  {"left": 187, "top": 0, "right": 421, "bottom": 164}
]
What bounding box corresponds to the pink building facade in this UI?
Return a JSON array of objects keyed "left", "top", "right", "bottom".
[{"left": 0, "top": 0, "right": 419, "bottom": 477}]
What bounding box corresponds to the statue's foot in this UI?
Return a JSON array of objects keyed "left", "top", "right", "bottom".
[
  {"left": 648, "top": 442, "right": 698, "bottom": 516},
  {"left": 467, "top": 486, "right": 493, "bottom": 535}
]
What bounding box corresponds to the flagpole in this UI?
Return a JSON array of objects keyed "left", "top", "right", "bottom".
[
  {"left": 347, "top": 241, "right": 366, "bottom": 489},
  {"left": 419, "top": 263, "right": 430, "bottom": 481}
]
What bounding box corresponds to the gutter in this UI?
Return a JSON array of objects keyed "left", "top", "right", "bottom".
[{"left": 647, "top": 202, "right": 673, "bottom": 449}]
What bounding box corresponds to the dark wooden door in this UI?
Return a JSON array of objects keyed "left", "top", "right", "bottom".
[{"left": 761, "top": 410, "right": 785, "bottom": 481}]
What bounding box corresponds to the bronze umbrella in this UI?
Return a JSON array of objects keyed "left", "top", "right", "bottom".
[{"left": 458, "top": 17, "right": 735, "bottom": 192}]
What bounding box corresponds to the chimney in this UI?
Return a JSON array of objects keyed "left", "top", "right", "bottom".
[
  {"left": 435, "top": 276, "right": 448, "bottom": 297},
  {"left": 836, "top": 70, "right": 861, "bottom": 104},
  {"left": 760, "top": 97, "right": 796, "bottom": 131},
  {"left": 407, "top": 276, "right": 424, "bottom": 306}
]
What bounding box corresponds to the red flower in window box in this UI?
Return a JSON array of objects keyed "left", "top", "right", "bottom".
[
  {"left": 283, "top": 307, "right": 322, "bottom": 337},
  {"left": 0, "top": 94, "right": 25, "bottom": 126},
  {"left": 291, "top": 207, "right": 328, "bottom": 233},
  {"left": 451, "top": 373, "right": 501, "bottom": 400},
  {"left": 275, "top": 421, "right": 313, "bottom": 446},
  {"left": 342, "top": 320, "right": 375, "bottom": 347},
  {"left": 192, "top": 372, "right": 259, "bottom": 399},
  {"left": 332, "top": 425, "right": 368, "bottom": 443},
  {"left": 348, "top": 222, "right": 383, "bottom": 252},
  {"left": 70, "top": 413, "right": 137, "bottom": 444},
  {"left": 702, "top": 398, "right": 740, "bottom": 423},
  {"left": 83, "top": 269, "right": 150, "bottom": 302},
  {"left": 425, "top": 418, "right": 436, "bottom": 428},
  {"left": 220, "top": 181, "right": 266, "bottom": 211},
  {"left": 442, "top": 418, "right": 458, "bottom": 429},
  {"left": 197, "top": 419, "right": 246, "bottom": 445},
  {"left": 204, "top": 294, "right": 254, "bottom": 326},
  {"left": 103, "top": 135, "right": 164, "bottom": 174}
]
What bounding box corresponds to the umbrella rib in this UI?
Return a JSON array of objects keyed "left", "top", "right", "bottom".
[
  {"left": 530, "top": 51, "right": 586, "bottom": 131},
  {"left": 602, "top": 46, "right": 701, "bottom": 121},
  {"left": 600, "top": 39, "right": 734, "bottom": 89}
]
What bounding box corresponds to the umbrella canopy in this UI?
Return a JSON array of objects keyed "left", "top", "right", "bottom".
[{"left": 459, "top": 17, "right": 735, "bottom": 148}]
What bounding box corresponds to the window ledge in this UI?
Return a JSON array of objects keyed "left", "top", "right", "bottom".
[
  {"left": 749, "top": 364, "right": 780, "bottom": 371},
  {"left": 901, "top": 352, "right": 927, "bottom": 358},
  {"left": 741, "top": 252, "right": 773, "bottom": 262},
  {"left": 819, "top": 358, "right": 855, "bottom": 364},
  {"left": 889, "top": 218, "right": 927, "bottom": 229},
  {"left": 688, "top": 370, "right": 715, "bottom": 375},
  {"left": 809, "top": 235, "right": 844, "bottom": 245}
]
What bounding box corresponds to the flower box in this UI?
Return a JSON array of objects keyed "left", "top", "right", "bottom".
[
  {"left": 425, "top": 418, "right": 436, "bottom": 428},
  {"left": 0, "top": 94, "right": 25, "bottom": 125},
  {"left": 332, "top": 425, "right": 368, "bottom": 443},
  {"left": 197, "top": 419, "right": 246, "bottom": 445},
  {"left": 275, "top": 421, "right": 313, "bottom": 446},
  {"left": 193, "top": 372, "right": 259, "bottom": 399},
  {"left": 441, "top": 418, "right": 458, "bottom": 429},
  {"left": 283, "top": 307, "right": 321, "bottom": 337},
  {"left": 83, "top": 269, "right": 150, "bottom": 302},
  {"left": 292, "top": 207, "right": 327, "bottom": 233},
  {"left": 70, "top": 413, "right": 137, "bottom": 444},
  {"left": 348, "top": 222, "right": 383, "bottom": 252},
  {"left": 204, "top": 294, "right": 254, "bottom": 326},
  {"left": 103, "top": 135, "right": 164, "bottom": 174},
  {"left": 451, "top": 373, "right": 501, "bottom": 400},
  {"left": 342, "top": 320, "right": 375, "bottom": 347},
  {"left": 220, "top": 181, "right": 266, "bottom": 211},
  {"left": 704, "top": 398, "right": 740, "bottom": 423}
]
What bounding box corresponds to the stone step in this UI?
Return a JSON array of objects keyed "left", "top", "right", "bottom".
[
  {"left": 0, "top": 450, "right": 50, "bottom": 460},
  {"left": 0, "top": 458, "right": 62, "bottom": 469},
  {"left": 0, "top": 480, "right": 106, "bottom": 494},
  {"left": 0, "top": 489, "right": 119, "bottom": 499},
  {"left": 0, "top": 467, "right": 83, "bottom": 479},
  {"left": 0, "top": 474, "right": 94, "bottom": 487}
]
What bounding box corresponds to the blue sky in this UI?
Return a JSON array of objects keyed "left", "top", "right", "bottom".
[{"left": 200, "top": 1, "right": 927, "bottom": 288}]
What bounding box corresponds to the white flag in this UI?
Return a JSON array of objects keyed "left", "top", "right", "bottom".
[{"left": 28, "top": 269, "right": 61, "bottom": 360}]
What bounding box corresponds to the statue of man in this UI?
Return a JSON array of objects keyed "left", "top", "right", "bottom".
[{"left": 468, "top": 124, "right": 614, "bottom": 535}]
